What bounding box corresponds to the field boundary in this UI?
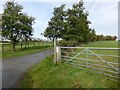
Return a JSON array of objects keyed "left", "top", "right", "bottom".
[{"left": 56, "top": 46, "right": 120, "bottom": 82}]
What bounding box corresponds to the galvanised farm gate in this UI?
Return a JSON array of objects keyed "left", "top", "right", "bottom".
[{"left": 56, "top": 46, "right": 120, "bottom": 82}]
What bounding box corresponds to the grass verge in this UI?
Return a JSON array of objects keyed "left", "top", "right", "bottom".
[
  {"left": 2, "top": 46, "right": 53, "bottom": 59},
  {"left": 18, "top": 56, "right": 118, "bottom": 88}
]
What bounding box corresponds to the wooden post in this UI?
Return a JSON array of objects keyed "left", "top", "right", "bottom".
[
  {"left": 2, "top": 44, "right": 3, "bottom": 51},
  {"left": 57, "top": 46, "right": 61, "bottom": 62},
  {"left": 86, "top": 48, "right": 88, "bottom": 68},
  {"left": 54, "top": 37, "right": 57, "bottom": 63},
  {"left": 28, "top": 41, "right": 29, "bottom": 48},
  {"left": 34, "top": 42, "right": 35, "bottom": 47},
  {"left": 21, "top": 42, "right": 22, "bottom": 49},
  {"left": 38, "top": 41, "right": 39, "bottom": 46}
]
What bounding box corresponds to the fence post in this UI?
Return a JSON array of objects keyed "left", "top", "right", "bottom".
[
  {"left": 54, "top": 38, "right": 57, "bottom": 63},
  {"left": 21, "top": 42, "right": 22, "bottom": 49},
  {"left": 34, "top": 42, "right": 35, "bottom": 47},
  {"left": 57, "top": 46, "right": 61, "bottom": 62},
  {"left": 86, "top": 48, "right": 88, "bottom": 68},
  {"left": 2, "top": 44, "right": 3, "bottom": 51}
]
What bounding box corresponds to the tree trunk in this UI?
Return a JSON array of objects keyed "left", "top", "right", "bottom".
[
  {"left": 13, "top": 43, "right": 16, "bottom": 51},
  {"left": 21, "top": 42, "right": 22, "bottom": 49},
  {"left": 28, "top": 41, "right": 29, "bottom": 48},
  {"left": 25, "top": 42, "right": 26, "bottom": 48}
]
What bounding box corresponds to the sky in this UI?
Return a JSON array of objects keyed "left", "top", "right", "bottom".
[{"left": 0, "top": 0, "right": 119, "bottom": 40}]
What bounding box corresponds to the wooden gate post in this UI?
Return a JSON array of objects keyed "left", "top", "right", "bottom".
[
  {"left": 2, "top": 44, "right": 3, "bottom": 51},
  {"left": 54, "top": 37, "right": 57, "bottom": 63},
  {"left": 86, "top": 48, "right": 88, "bottom": 68},
  {"left": 56, "top": 46, "right": 61, "bottom": 62}
]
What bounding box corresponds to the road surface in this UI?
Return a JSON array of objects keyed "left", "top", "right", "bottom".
[{"left": 2, "top": 49, "right": 53, "bottom": 88}]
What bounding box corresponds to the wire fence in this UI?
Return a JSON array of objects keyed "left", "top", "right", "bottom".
[
  {"left": 1, "top": 41, "right": 53, "bottom": 51},
  {"left": 60, "top": 47, "right": 120, "bottom": 82}
]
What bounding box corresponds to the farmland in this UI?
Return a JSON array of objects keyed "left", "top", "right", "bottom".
[
  {"left": 1, "top": 41, "right": 53, "bottom": 59},
  {"left": 18, "top": 41, "right": 119, "bottom": 88}
]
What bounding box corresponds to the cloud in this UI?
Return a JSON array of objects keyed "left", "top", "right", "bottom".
[{"left": 87, "top": 2, "right": 118, "bottom": 37}]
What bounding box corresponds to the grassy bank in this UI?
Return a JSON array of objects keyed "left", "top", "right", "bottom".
[
  {"left": 18, "top": 56, "right": 118, "bottom": 88},
  {"left": 2, "top": 46, "right": 53, "bottom": 59}
]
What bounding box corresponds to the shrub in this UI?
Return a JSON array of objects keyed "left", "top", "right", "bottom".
[{"left": 58, "top": 40, "right": 79, "bottom": 47}]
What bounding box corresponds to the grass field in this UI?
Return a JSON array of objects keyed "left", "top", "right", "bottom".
[
  {"left": 83, "top": 41, "right": 118, "bottom": 48},
  {"left": 1, "top": 41, "right": 52, "bottom": 51},
  {"left": 1, "top": 46, "right": 53, "bottom": 59},
  {"left": 18, "top": 41, "right": 119, "bottom": 88},
  {"left": 0, "top": 41, "right": 53, "bottom": 59}
]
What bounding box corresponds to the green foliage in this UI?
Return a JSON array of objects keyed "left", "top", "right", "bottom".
[
  {"left": 0, "top": 14, "right": 2, "bottom": 31},
  {"left": 44, "top": 4, "right": 66, "bottom": 41},
  {"left": 93, "top": 35, "right": 117, "bottom": 42},
  {"left": 44, "top": 1, "right": 93, "bottom": 43},
  {"left": 63, "top": 1, "right": 91, "bottom": 43},
  {"left": 2, "top": 45, "right": 52, "bottom": 59},
  {"left": 44, "top": 0, "right": 117, "bottom": 44},
  {"left": 2, "top": 1, "right": 35, "bottom": 50},
  {"left": 58, "top": 40, "right": 80, "bottom": 47}
]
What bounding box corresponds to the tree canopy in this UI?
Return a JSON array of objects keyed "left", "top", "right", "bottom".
[
  {"left": 44, "top": 4, "right": 66, "bottom": 41},
  {"left": 44, "top": 0, "right": 117, "bottom": 45},
  {"left": 44, "top": 1, "right": 93, "bottom": 43},
  {"left": 2, "top": 1, "right": 35, "bottom": 50}
]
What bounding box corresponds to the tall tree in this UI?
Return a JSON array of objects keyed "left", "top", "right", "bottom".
[
  {"left": 0, "top": 14, "right": 2, "bottom": 37},
  {"left": 2, "top": 1, "right": 35, "bottom": 50},
  {"left": 63, "top": 1, "right": 91, "bottom": 43},
  {"left": 44, "top": 4, "right": 66, "bottom": 42},
  {"left": 19, "top": 13, "right": 35, "bottom": 48},
  {"left": 44, "top": 1, "right": 92, "bottom": 44}
]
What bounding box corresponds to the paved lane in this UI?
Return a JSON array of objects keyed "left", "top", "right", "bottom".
[{"left": 2, "top": 49, "right": 53, "bottom": 88}]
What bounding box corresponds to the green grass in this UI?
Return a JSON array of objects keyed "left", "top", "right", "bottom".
[
  {"left": 2, "top": 46, "right": 53, "bottom": 59},
  {"left": 18, "top": 56, "right": 118, "bottom": 88},
  {"left": 1, "top": 41, "right": 52, "bottom": 51},
  {"left": 83, "top": 41, "right": 118, "bottom": 48}
]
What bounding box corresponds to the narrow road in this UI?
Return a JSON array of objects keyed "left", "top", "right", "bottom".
[{"left": 2, "top": 49, "right": 53, "bottom": 88}]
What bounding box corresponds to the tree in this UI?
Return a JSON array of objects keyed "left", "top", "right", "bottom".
[
  {"left": 89, "top": 29, "right": 96, "bottom": 42},
  {"left": 44, "top": 1, "right": 93, "bottom": 44},
  {"left": 44, "top": 4, "right": 66, "bottom": 42},
  {"left": 19, "top": 13, "right": 35, "bottom": 48},
  {"left": 63, "top": 1, "right": 91, "bottom": 43},
  {"left": 2, "top": 1, "right": 35, "bottom": 50},
  {"left": 0, "top": 14, "right": 2, "bottom": 30},
  {"left": 0, "top": 14, "right": 2, "bottom": 38}
]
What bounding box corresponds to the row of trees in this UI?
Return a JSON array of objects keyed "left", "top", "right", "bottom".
[
  {"left": 44, "top": 1, "right": 117, "bottom": 45},
  {"left": 44, "top": 1, "right": 96, "bottom": 43},
  {"left": 1, "top": 1, "right": 35, "bottom": 50},
  {"left": 91, "top": 35, "right": 117, "bottom": 42}
]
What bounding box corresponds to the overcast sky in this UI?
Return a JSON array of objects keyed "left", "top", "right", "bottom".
[{"left": 0, "top": 0, "right": 119, "bottom": 40}]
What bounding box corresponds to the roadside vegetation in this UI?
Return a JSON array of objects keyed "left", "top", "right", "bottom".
[
  {"left": 18, "top": 41, "right": 119, "bottom": 88},
  {"left": 1, "top": 41, "right": 53, "bottom": 59},
  {"left": 18, "top": 56, "right": 118, "bottom": 88},
  {"left": 2, "top": 45, "right": 52, "bottom": 59}
]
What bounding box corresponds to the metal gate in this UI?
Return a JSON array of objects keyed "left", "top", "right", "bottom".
[{"left": 61, "top": 47, "right": 120, "bottom": 82}]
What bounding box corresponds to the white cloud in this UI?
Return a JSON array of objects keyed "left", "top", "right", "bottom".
[{"left": 87, "top": 2, "right": 118, "bottom": 37}]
